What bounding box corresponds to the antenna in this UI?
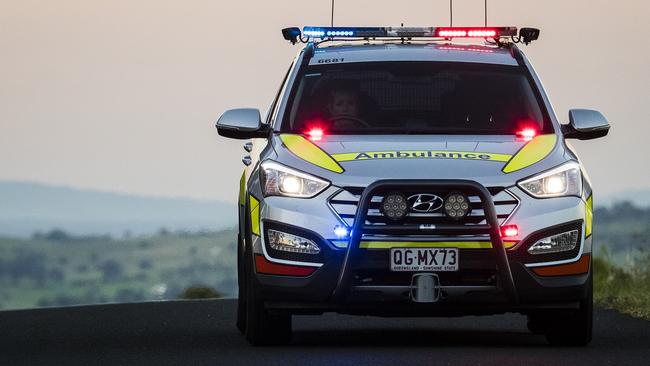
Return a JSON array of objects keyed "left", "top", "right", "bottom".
[
  {"left": 484, "top": 0, "right": 488, "bottom": 26},
  {"left": 331, "top": 0, "right": 335, "bottom": 27},
  {"left": 449, "top": 0, "right": 453, "bottom": 26}
]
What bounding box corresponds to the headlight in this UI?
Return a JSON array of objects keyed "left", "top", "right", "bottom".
[
  {"left": 517, "top": 162, "right": 582, "bottom": 198},
  {"left": 260, "top": 161, "right": 330, "bottom": 198}
]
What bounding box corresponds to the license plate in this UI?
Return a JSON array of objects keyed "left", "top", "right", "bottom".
[{"left": 390, "top": 248, "right": 459, "bottom": 272}]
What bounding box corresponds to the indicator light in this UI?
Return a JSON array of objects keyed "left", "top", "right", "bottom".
[{"left": 501, "top": 224, "right": 519, "bottom": 238}]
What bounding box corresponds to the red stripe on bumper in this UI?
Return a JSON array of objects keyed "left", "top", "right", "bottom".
[
  {"left": 531, "top": 254, "right": 591, "bottom": 277},
  {"left": 254, "top": 254, "right": 317, "bottom": 276}
]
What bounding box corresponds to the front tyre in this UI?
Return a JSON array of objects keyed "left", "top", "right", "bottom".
[
  {"left": 244, "top": 243, "right": 292, "bottom": 345},
  {"left": 544, "top": 271, "right": 593, "bottom": 346},
  {"left": 236, "top": 233, "right": 246, "bottom": 334}
]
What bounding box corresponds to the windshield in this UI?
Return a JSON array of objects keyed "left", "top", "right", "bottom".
[{"left": 281, "top": 61, "right": 552, "bottom": 135}]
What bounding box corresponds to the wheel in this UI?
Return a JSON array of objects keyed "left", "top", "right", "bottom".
[
  {"left": 236, "top": 233, "right": 246, "bottom": 334},
  {"left": 243, "top": 234, "right": 292, "bottom": 346},
  {"left": 544, "top": 271, "right": 593, "bottom": 346},
  {"left": 526, "top": 313, "right": 550, "bottom": 335}
]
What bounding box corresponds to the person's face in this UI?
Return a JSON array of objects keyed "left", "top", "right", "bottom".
[{"left": 328, "top": 91, "right": 358, "bottom": 117}]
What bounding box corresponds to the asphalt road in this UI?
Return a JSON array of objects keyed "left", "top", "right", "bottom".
[{"left": 1, "top": 299, "right": 648, "bottom": 366}]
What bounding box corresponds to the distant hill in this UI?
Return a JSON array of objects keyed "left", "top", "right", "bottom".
[
  {"left": 600, "top": 189, "right": 650, "bottom": 208},
  {"left": 0, "top": 181, "right": 236, "bottom": 238}
]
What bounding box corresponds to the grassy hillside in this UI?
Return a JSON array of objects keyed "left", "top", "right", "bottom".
[
  {"left": 0, "top": 229, "right": 237, "bottom": 310},
  {"left": 0, "top": 202, "right": 648, "bottom": 315},
  {"left": 594, "top": 254, "right": 650, "bottom": 320}
]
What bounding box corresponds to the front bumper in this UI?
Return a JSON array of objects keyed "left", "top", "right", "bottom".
[{"left": 250, "top": 180, "right": 591, "bottom": 315}]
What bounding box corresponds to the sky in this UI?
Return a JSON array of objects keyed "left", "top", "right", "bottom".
[{"left": 1, "top": 0, "right": 648, "bottom": 203}]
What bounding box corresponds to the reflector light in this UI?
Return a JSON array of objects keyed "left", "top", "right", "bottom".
[
  {"left": 306, "top": 128, "right": 324, "bottom": 142},
  {"left": 516, "top": 127, "right": 537, "bottom": 141},
  {"left": 501, "top": 224, "right": 519, "bottom": 238},
  {"left": 254, "top": 254, "right": 316, "bottom": 276}
]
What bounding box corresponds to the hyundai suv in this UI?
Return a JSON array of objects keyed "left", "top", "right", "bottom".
[{"left": 216, "top": 26, "right": 610, "bottom": 346}]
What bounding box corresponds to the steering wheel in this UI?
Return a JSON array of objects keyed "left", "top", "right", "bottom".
[{"left": 328, "top": 115, "right": 371, "bottom": 128}]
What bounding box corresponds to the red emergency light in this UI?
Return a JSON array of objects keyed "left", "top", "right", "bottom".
[
  {"left": 306, "top": 127, "right": 324, "bottom": 142},
  {"left": 435, "top": 27, "right": 512, "bottom": 38},
  {"left": 516, "top": 127, "right": 538, "bottom": 142},
  {"left": 500, "top": 224, "right": 519, "bottom": 238}
]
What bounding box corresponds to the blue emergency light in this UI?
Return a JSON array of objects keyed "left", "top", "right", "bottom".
[{"left": 303, "top": 26, "right": 386, "bottom": 39}]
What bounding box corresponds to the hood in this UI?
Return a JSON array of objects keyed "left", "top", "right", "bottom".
[{"left": 272, "top": 134, "right": 564, "bottom": 188}]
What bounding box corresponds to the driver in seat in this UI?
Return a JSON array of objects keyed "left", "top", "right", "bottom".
[{"left": 326, "top": 81, "right": 369, "bottom": 129}]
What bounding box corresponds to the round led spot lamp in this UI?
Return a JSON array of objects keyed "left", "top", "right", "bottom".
[
  {"left": 444, "top": 193, "right": 470, "bottom": 220},
  {"left": 381, "top": 192, "right": 408, "bottom": 221}
]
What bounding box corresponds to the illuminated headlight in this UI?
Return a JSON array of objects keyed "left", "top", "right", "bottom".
[
  {"left": 261, "top": 161, "right": 329, "bottom": 198},
  {"left": 527, "top": 230, "right": 579, "bottom": 255},
  {"left": 518, "top": 162, "right": 582, "bottom": 198},
  {"left": 268, "top": 229, "right": 320, "bottom": 254}
]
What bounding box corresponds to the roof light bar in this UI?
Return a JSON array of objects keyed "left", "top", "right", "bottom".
[
  {"left": 434, "top": 27, "right": 517, "bottom": 38},
  {"left": 303, "top": 26, "right": 386, "bottom": 39},
  {"left": 300, "top": 26, "right": 518, "bottom": 40}
]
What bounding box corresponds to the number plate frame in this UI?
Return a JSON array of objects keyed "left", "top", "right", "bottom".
[{"left": 389, "top": 248, "right": 459, "bottom": 272}]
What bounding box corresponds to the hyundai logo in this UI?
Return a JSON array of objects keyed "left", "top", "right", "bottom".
[{"left": 407, "top": 194, "right": 444, "bottom": 213}]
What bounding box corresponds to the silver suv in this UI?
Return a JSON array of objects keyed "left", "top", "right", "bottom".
[{"left": 216, "top": 26, "right": 610, "bottom": 346}]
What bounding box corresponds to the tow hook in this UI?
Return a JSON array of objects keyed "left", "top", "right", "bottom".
[{"left": 410, "top": 273, "right": 441, "bottom": 303}]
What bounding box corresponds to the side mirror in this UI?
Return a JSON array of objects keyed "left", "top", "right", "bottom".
[
  {"left": 215, "top": 108, "right": 269, "bottom": 139},
  {"left": 561, "top": 109, "right": 610, "bottom": 140}
]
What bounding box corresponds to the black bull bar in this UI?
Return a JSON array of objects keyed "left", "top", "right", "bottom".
[{"left": 331, "top": 179, "right": 519, "bottom": 304}]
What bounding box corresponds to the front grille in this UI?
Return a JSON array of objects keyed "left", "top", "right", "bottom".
[{"left": 328, "top": 187, "right": 519, "bottom": 229}]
